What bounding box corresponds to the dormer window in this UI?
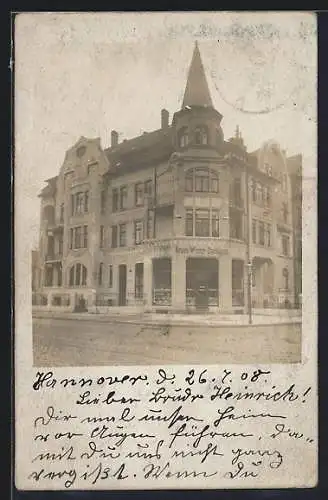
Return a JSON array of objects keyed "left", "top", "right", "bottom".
[
  {"left": 194, "top": 125, "right": 208, "bottom": 146},
  {"left": 178, "top": 127, "right": 189, "bottom": 148},
  {"left": 76, "top": 145, "right": 86, "bottom": 158}
]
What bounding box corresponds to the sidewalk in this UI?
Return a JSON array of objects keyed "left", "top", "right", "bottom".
[{"left": 32, "top": 309, "right": 301, "bottom": 327}]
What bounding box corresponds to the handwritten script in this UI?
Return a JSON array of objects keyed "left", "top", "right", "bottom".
[{"left": 25, "top": 367, "right": 315, "bottom": 489}]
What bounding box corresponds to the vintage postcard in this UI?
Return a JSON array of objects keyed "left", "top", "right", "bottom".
[{"left": 14, "top": 12, "right": 317, "bottom": 490}]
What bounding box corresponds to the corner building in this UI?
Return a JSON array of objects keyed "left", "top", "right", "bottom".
[{"left": 34, "top": 43, "right": 300, "bottom": 313}]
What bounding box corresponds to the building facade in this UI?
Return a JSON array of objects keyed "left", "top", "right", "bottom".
[{"left": 32, "top": 43, "right": 301, "bottom": 313}]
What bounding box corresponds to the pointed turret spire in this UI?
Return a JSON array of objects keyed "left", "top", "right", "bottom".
[{"left": 182, "top": 41, "right": 213, "bottom": 109}]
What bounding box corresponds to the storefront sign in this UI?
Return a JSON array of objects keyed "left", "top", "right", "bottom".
[{"left": 176, "top": 245, "right": 223, "bottom": 256}]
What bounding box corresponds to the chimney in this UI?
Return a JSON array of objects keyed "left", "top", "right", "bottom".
[
  {"left": 161, "top": 109, "right": 169, "bottom": 129},
  {"left": 111, "top": 130, "right": 119, "bottom": 147}
]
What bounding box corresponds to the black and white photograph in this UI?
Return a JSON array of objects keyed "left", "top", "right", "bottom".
[
  {"left": 14, "top": 12, "right": 317, "bottom": 490},
  {"left": 23, "top": 14, "right": 311, "bottom": 366}
]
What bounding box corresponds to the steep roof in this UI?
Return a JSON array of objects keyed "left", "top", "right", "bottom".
[
  {"left": 182, "top": 42, "right": 213, "bottom": 109},
  {"left": 104, "top": 127, "right": 173, "bottom": 174}
]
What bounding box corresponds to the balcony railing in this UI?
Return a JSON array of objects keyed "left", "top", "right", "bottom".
[{"left": 45, "top": 252, "right": 63, "bottom": 262}]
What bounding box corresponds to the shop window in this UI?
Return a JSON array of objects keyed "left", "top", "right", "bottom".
[
  {"left": 178, "top": 127, "right": 189, "bottom": 148},
  {"left": 152, "top": 258, "right": 172, "bottom": 305}
]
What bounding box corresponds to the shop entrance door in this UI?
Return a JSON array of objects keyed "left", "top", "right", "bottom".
[
  {"left": 186, "top": 258, "right": 219, "bottom": 309},
  {"left": 118, "top": 264, "right": 127, "bottom": 306}
]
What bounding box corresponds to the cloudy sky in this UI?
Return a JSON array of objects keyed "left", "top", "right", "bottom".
[{"left": 15, "top": 12, "right": 317, "bottom": 248}]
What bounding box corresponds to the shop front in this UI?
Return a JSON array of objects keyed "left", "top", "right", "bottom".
[{"left": 144, "top": 237, "right": 232, "bottom": 312}]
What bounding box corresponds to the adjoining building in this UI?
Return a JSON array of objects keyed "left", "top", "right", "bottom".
[{"left": 32, "top": 43, "right": 301, "bottom": 313}]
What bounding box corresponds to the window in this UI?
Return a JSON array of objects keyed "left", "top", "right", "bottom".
[
  {"left": 282, "top": 202, "right": 288, "bottom": 223},
  {"left": 265, "top": 223, "right": 272, "bottom": 247},
  {"left": 71, "top": 191, "right": 89, "bottom": 215},
  {"left": 195, "top": 209, "right": 210, "bottom": 237},
  {"left": 135, "top": 263, "right": 144, "bottom": 299},
  {"left": 58, "top": 237, "right": 63, "bottom": 255},
  {"left": 112, "top": 188, "right": 119, "bottom": 212},
  {"left": 84, "top": 191, "right": 89, "bottom": 213},
  {"left": 45, "top": 266, "right": 53, "bottom": 287},
  {"left": 120, "top": 186, "right": 128, "bottom": 210},
  {"left": 266, "top": 187, "right": 271, "bottom": 206},
  {"left": 119, "top": 223, "right": 126, "bottom": 247},
  {"left": 195, "top": 169, "right": 209, "bottom": 192},
  {"left": 185, "top": 170, "right": 194, "bottom": 192},
  {"left": 69, "top": 228, "right": 73, "bottom": 249},
  {"left": 60, "top": 204, "right": 64, "bottom": 223},
  {"left": 185, "top": 209, "right": 193, "bottom": 236},
  {"left": 146, "top": 210, "right": 153, "bottom": 239},
  {"left": 229, "top": 208, "right": 243, "bottom": 240},
  {"left": 178, "top": 127, "right": 188, "bottom": 148},
  {"left": 144, "top": 180, "right": 152, "bottom": 197},
  {"left": 109, "top": 265, "right": 113, "bottom": 288},
  {"left": 134, "top": 220, "right": 143, "bottom": 245},
  {"left": 135, "top": 183, "right": 144, "bottom": 206},
  {"left": 100, "top": 225, "right": 104, "bottom": 248},
  {"left": 283, "top": 268, "right": 289, "bottom": 290},
  {"left": 230, "top": 177, "right": 242, "bottom": 206},
  {"left": 100, "top": 190, "right": 106, "bottom": 214},
  {"left": 251, "top": 179, "right": 256, "bottom": 202},
  {"left": 282, "top": 235, "right": 290, "bottom": 256},
  {"left": 75, "top": 226, "right": 82, "bottom": 248},
  {"left": 185, "top": 168, "right": 219, "bottom": 193},
  {"left": 185, "top": 208, "right": 220, "bottom": 237},
  {"left": 69, "top": 263, "right": 87, "bottom": 287},
  {"left": 252, "top": 220, "right": 257, "bottom": 244},
  {"left": 98, "top": 263, "right": 103, "bottom": 286},
  {"left": 111, "top": 226, "right": 118, "bottom": 248},
  {"left": 83, "top": 225, "right": 88, "bottom": 248},
  {"left": 194, "top": 126, "right": 208, "bottom": 145},
  {"left": 215, "top": 128, "right": 222, "bottom": 146},
  {"left": 211, "top": 210, "right": 220, "bottom": 237},
  {"left": 259, "top": 221, "right": 265, "bottom": 246}
]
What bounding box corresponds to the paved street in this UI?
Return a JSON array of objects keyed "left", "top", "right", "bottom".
[{"left": 33, "top": 316, "right": 301, "bottom": 366}]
